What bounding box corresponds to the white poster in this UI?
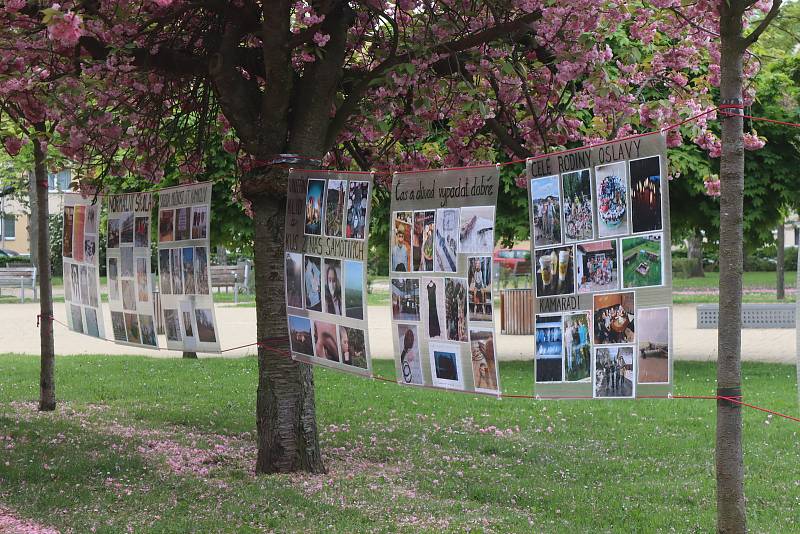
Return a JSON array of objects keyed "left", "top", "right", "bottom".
[
  {"left": 106, "top": 192, "right": 158, "bottom": 348},
  {"left": 283, "top": 170, "right": 373, "bottom": 376},
  {"left": 156, "top": 183, "right": 219, "bottom": 352},
  {"left": 390, "top": 167, "right": 501, "bottom": 395},
  {"left": 62, "top": 193, "right": 105, "bottom": 338}
]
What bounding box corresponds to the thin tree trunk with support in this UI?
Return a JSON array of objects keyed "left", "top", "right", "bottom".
[
  {"left": 686, "top": 231, "right": 706, "bottom": 278},
  {"left": 777, "top": 220, "right": 785, "bottom": 300},
  {"left": 33, "top": 134, "right": 55, "bottom": 411},
  {"left": 28, "top": 170, "right": 39, "bottom": 270}
]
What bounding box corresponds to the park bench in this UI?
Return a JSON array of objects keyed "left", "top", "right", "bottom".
[
  {"left": 210, "top": 261, "right": 251, "bottom": 304},
  {"left": 696, "top": 303, "right": 795, "bottom": 329},
  {"left": 0, "top": 266, "right": 37, "bottom": 303}
]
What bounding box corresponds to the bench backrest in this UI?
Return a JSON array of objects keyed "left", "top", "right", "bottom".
[
  {"left": 209, "top": 263, "right": 249, "bottom": 287},
  {"left": 0, "top": 267, "right": 36, "bottom": 279}
]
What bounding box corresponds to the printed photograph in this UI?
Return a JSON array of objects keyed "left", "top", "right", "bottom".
[
  {"left": 412, "top": 210, "right": 435, "bottom": 272},
  {"left": 78, "top": 265, "right": 89, "bottom": 305},
  {"left": 562, "top": 169, "right": 594, "bottom": 243},
  {"left": 139, "top": 315, "right": 158, "bottom": 347},
  {"left": 593, "top": 292, "right": 635, "bottom": 344},
  {"left": 171, "top": 248, "right": 184, "bottom": 295},
  {"left": 444, "top": 277, "right": 468, "bottom": 343},
  {"left": 70, "top": 304, "right": 84, "bottom": 334},
  {"left": 121, "top": 279, "right": 136, "bottom": 311},
  {"left": 63, "top": 264, "right": 73, "bottom": 302},
  {"left": 108, "top": 279, "right": 119, "bottom": 302},
  {"left": 288, "top": 315, "right": 314, "bottom": 356},
  {"left": 121, "top": 246, "right": 134, "bottom": 277},
  {"left": 637, "top": 307, "right": 670, "bottom": 384},
  {"left": 421, "top": 277, "right": 445, "bottom": 340},
  {"left": 621, "top": 233, "right": 663, "bottom": 288},
  {"left": 86, "top": 267, "right": 99, "bottom": 307},
  {"left": 459, "top": 206, "right": 495, "bottom": 254},
  {"left": 325, "top": 179, "right": 346, "bottom": 237},
  {"left": 124, "top": 313, "right": 141, "bottom": 345},
  {"left": 108, "top": 257, "right": 118, "bottom": 282},
  {"left": 84, "top": 238, "right": 97, "bottom": 265},
  {"left": 535, "top": 314, "right": 563, "bottom": 382},
  {"left": 181, "top": 303, "right": 195, "bottom": 340},
  {"left": 576, "top": 240, "right": 619, "bottom": 293},
  {"left": 159, "top": 209, "right": 174, "bottom": 242},
  {"left": 120, "top": 212, "right": 134, "bottom": 244},
  {"left": 108, "top": 217, "right": 120, "bottom": 249},
  {"left": 391, "top": 278, "right": 420, "bottom": 322},
  {"left": 84, "top": 307, "right": 100, "bottom": 338},
  {"left": 111, "top": 311, "right": 127, "bottom": 342},
  {"left": 134, "top": 216, "right": 149, "bottom": 248},
  {"left": 70, "top": 264, "right": 80, "bottom": 302},
  {"left": 594, "top": 346, "right": 635, "bottom": 398},
  {"left": 191, "top": 206, "right": 209, "bottom": 240},
  {"left": 72, "top": 206, "right": 85, "bottom": 262},
  {"left": 433, "top": 208, "right": 459, "bottom": 273},
  {"left": 313, "top": 320, "right": 340, "bottom": 362},
  {"left": 304, "top": 255, "right": 322, "bottom": 312},
  {"left": 469, "top": 328, "right": 498, "bottom": 392},
  {"left": 195, "top": 309, "right": 217, "bottom": 343},
  {"left": 285, "top": 252, "right": 304, "bottom": 309},
  {"left": 175, "top": 207, "right": 191, "bottom": 241},
  {"left": 630, "top": 156, "right": 663, "bottom": 234},
  {"left": 595, "top": 161, "right": 629, "bottom": 237},
  {"left": 304, "top": 179, "right": 325, "bottom": 235},
  {"left": 345, "top": 181, "right": 369, "bottom": 239},
  {"left": 534, "top": 245, "right": 575, "bottom": 297},
  {"left": 136, "top": 257, "right": 149, "bottom": 302},
  {"left": 164, "top": 309, "right": 182, "bottom": 342},
  {"left": 391, "top": 211, "right": 413, "bottom": 272},
  {"left": 85, "top": 204, "right": 99, "bottom": 234},
  {"left": 530, "top": 175, "right": 562, "bottom": 247},
  {"left": 562, "top": 312, "right": 592, "bottom": 382},
  {"left": 339, "top": 326, "right": 367, "bottom": 369},
  {"left": 429, "top": 341, "right": 464, "bottom": 389},
  {"left": 194, "top": 247, "right": 210, "bottom": 295},
  {"left": 397, "top": 324, "right": 423, "bottom": 385},
  {"left": 467, "top": 257, "right": 492, "bottom": 322},
  {"left": 63, "top": 206, "right": 74, "bottom": 257},
  {"left": 182, "top": 247, "right": 196, "bottom": 295},
  {"left": 343, "top": 260, "right": 364, "bottom": 320},
  {"left": 323, "top": 258, "right": 343, "bottom": 316},
  {"left": 158, "top": 249, "right": 171, "bottom": 295}
]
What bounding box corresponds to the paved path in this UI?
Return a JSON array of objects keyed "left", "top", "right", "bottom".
[{"left": 0, "top": 303, "right": 795, "bottom": 363}]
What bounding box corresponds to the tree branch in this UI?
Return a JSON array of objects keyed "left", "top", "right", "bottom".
[{"left": 742, "top": 0, "right": 783, "bottom": 47}]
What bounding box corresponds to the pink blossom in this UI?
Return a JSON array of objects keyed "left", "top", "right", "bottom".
[
  {"left": 3, "top": 136, "right": 24, "bottom": 156},
  {"left": 704, "top": 177, "right": 721, "bottom": 197},
  {"left": 222, "top": 138, "right": 239, "bottom": 154},
  {"left": 743, "top": 132, "right": 766, "bottom": 150},
  {"left": 152, "top": 0, "right": 173, "bottom": 7},
  {"left": 47, "top": 11, "right": 84, "bottom": 47},
  {"left": 313, "top": 32, "right": 330, "bottom": 47},
  {"left": 5, "top": 0, "right": 26, "bottom": 12}
]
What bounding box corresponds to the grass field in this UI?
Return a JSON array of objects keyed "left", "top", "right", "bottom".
[
  {"left": 621, "top": 236, "right": 663, "bottom": 288},
  {"left": 0, "top": 355, "right": 799, "bottom": 532}
]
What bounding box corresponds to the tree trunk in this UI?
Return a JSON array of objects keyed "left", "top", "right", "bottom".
[
  {"left": 216, "top": 245, "right": 228, "bottom": 265},
  {"left": 716, "top": 5, "right": 746, "bottom": 532},
  {"left": 28, "top": 169, "right": 39, "bottom": 269},
  {"left": 777, "top": 220, "right": 785, "bottom": 300},
  {"left": 246, "top": 172, "right": 325, "bottom": 474},
  {"left": 686, "top": 232, "right": 706, "bottom": 278},
  {"left": 34, "top": 136, "right": 55, "bottom": 411}
]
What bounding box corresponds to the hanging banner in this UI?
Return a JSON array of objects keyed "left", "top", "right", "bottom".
[
  {"left": 528, "top": 134, "right": 672, "bottom": 399},
  {"left": 156, "top": 183, "right": 219, "bottom": 352},
  {"left": 62, "top": 193, "right": 105, "bottom": 338},
  {"left": 106, "top": 192, "right": 158, "bottom": 348},
  {"left": 284, "top": 170, "right": 373, "bottom": 375},
  {"left": 389, "top": 166, "right": 501, "bottom": 395}
]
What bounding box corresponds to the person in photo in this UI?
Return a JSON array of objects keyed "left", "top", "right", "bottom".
[
  {"left": 345, "top": 181, "right": 369, "bottom": 239},
  {"left": 107, "top": 218, "right": 120, "bottom": 249},
  {"left": 444, "top": 277, "right": 468, "bottom": 342},
  {"left": 629, "top": 156, "right": 663, "bottom": 234},
  {"left": 159, "top": 249, "right": 172, "bottom": 295},
  {"left": 621, "top": 233, "right": 663, "bottom": 288},
  {"left": 392, "top": 212, "right": 412, "bottom": 272},
  {"left": 576, "top": 240, "right": 619, "bottom": 293},
  {"left": 325, "top": 179, "right": 346, "bottom": 237},
  {"left": 72, "top": 206, "right": 85, "bottom": 262},
  {"left": 470, "top": 328, "right": 498, "bottom": 392},
  {"left": 637, "top": 308, "right": 669, "bottom": 383},
  {"left": 121, "top": 279, "right": 136, "bottom": 311},
  {"left": 84, "top": 307, "right": 100, "bottom": 338},
  {"left": 429, "top": 342, "right": 463, "bottom": 388},
  {"left": 136, "top": 257, "right": 149, "bottom": 302},
  {"left": 459, "top": 206, "right": 495, "bottom": 254},
  {"left": 159, "top": 210, "right": 174, "bottom": 242},
  {"left": 595, "top": 161, "right": 629, "bottom": 237},
  {"left": 535, "top": 315, "right": 563, "bottom": 382},
  {"left": 195, "top": 309, "right": 217, "bottom": 343},
  {"left": 339, "top": 326, "right": 367, "bottom": 369},
  {"left": 139, "top": 315, "right": 158, "bottom": 347},
  {"left": 288, "top": 315, "right": 313, "bottom": 356},
  {"left": 343, "top": 260, "right": 364, "bottom": 320},
  {"left": 563, "top": 312, "right": 591, "bottom": 382},
  {"left": 593, "top": 292, "right": 635, "bottom": 344},
  {"left": 181, "top": 306, "right": 195, "bottom": 339},
  {"left": 530, "top": 175, "right": 562, "bottom": 247},
  {"left": 84, "top": 238, "right": 97, "bottom": 264},
  {"left": 171, "top": 248, "right": 184, "bottom": 294},
  {"left": 413, "top": 210, "right": 435, "bottom": 272},
  {"left": 182, "top": 247, "right": 196, "bottom": 295},
  {"left": 79, "top": 265, "right": 89, "bottom": 305},
  {"left": 120, "top": 212, "right": 134, "bottom": 244},
  {"left": 63, "top": 264, "right": 73, "bottom": 302},
  {"left": 191, "top": 206, "right": 209, "bottom": 240},
  {"left": 111, "top": 311, "right": 127, "bottom": 341},
  {"left": 124, "top": 313, "right": 141, "bottom": 345},
  {"left": 304, "top": 255, "right": 322, "bottom": 311},
  {"left": 70, "top": 304, "right": 84, "bottom": 334},
  {"left": 313, "top": 320, "right": 340, "bottom": 362},
  {"left": 175, "top": 207, "right": 191, "bottom": 241},
  {"left": 422, "top": 277, "right": 445, "bottom": 340},
  {"left": 562, "top": 169, "right": 594, "bottom": 242},
  {"left": 63, "top": 206, "right": 74, "bottom": 257},
  {"left": 433, "top": 208, "right": 459, "bottom": 272},
  {"left": 323, "top": 258, "right": 343, "bottom": 315},
  {"left": 594, "top": 346, "right": 634, "bottom": 398},
  {"left": 284, "top": 252, "right": 304, "bottom": 309},
  {"left": 134, "top": 216, "right": 149, "bottom": 248},
  {"left": 534, "top": 245, "right": 575, "bottom": 297},
  {"left": 467, "top": 257, "right": 492, "bottom": 321},
  {"left": 397, "top": 324, "right": 423, "bottom": 385},
  {"left": 121, "top": 246, "right": 134, "bottom": 277},
  {"left": 70, "top": 264, "right": 80, "bottom": 302},
  {"left": 163, "top": 309, "right": 182, "bottom": 342},
  {"left": 87, "top": 267, "right": 99, "bottom": 307},
  {"left": 391, "top": 278, "right": 420, "bottom": 321},
  {"left": 85, "top": 204, "right": 99, "bottom": 234},
  {"left": 304, "top": 179, "right": 325, "bottom": 235},
  {"left": 194, "top": 247, "right": 210, "bottom": 295}
]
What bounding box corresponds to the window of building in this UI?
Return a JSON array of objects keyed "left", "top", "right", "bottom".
[
  {"left": 48, "top": 170, "right": 71, "bottom": 192},
  {"left": 1, "top": 214, "right": 15, "bottom": 240}
]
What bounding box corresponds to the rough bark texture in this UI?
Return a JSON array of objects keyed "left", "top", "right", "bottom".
[
  {"left": 34, "top": 136, "right": 56, "bottom": 412},
  {"left": 686, "top": 233, "right": 706, "bottom": 278},
  {"left": 776, "top": 221, "right": 785, "bottom": 300},
  {"left": 246, "top": 170, "right": 325, "bottom": 474},
  {"left": 717, "top": 4, "right": 746, "bottom": 532},
  {"left": 27, "top": 171, "right": 39, "bottom": 270}
]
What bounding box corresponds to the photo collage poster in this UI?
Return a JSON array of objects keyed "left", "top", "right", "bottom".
[
  {"left": 284, "top": 170, "right": 373, "bottom": 376},
  {"left": 157, "top": 183, "right": 220, "bottom": 352},
  {"left": 390, "top": 167, "right": 501, "bottom": 395},
  {"left": 106, "top": 192, "right": 159, "bottom": 348},
  {"left": 528, "top": 134, "right": 672, "bottom": 399},
  {"left": 62, "top": 193, "right": 105, "bottom": 338}
]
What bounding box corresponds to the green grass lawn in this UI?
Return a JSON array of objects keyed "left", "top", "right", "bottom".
[
  {"left": 0, "top": 356, "right": 798, "bottom": 532},
  {"left": 672, "top": 271, "right": 797, "bottom": 290}
]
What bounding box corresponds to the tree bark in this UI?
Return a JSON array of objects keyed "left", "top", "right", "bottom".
[
  {"left": 716, "top": 4, "right": 746, "bottom": 532},
  {"left": 33, "top": 135, "right": 55, "bottom": 411},
  {"left": 686, "top": 232, "right": 706, "bottom": 278},
  {"left": 28, "top": 170, "right": 39, "bottom": 269},
  {"left": 246, "top": 170, "right": 325, "bottom": 474},
  {"left": 777, "top": 220, "right": 785, "bottom": 300}
]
